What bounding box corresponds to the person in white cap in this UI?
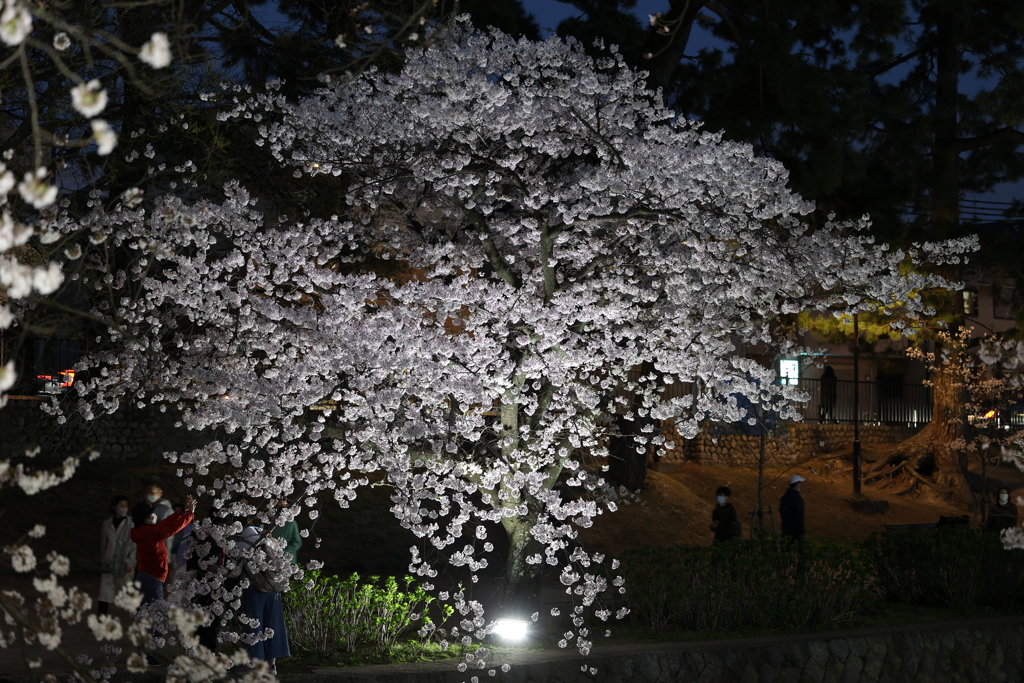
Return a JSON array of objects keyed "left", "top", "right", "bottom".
[{"left": 780, "top": 474, "right": 806, "bottom": 542}]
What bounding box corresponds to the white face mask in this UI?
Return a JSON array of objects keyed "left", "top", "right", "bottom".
[
  {"left": 145, "top": 493, "right": 160, "bottom": 504},
  {"left": 716, "top": 495, "right": 727, "bottom": 505},
  {"left": 115, "top": 507, "right": 128, "bottom": 517},
  {"left": 1000, "top": 493, "right": 1009, "bottom": 505}
]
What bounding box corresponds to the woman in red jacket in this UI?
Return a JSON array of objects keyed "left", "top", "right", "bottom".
[{"left": 131, "top": 494, "right": 196, "bottom": 606}]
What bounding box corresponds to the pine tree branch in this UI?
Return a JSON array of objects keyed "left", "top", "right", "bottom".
[{"left": 953, "top": 127, "right": 1024, "bottom": 154}]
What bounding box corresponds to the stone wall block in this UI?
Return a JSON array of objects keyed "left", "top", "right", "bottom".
[
  {"left": 901, "top": 632, "right": 923, "bottom": 672},
  {"left": 821, "top": 660, "right": 842, "bottom": 683},
  {"left": 637, "top": 653, "right": 661, "bottom": 682},
  {"left": 970, "top": 640, "right": 988, "bottom": 668},
  {"left": 693, "top": 658, "right": 718, "bottom": 683},
  {"left": 778, "top": 666, "right": 800, "bottom": 683},
  {"left": 827, "top": 639, "right": 849, "bottom": 661},
  {"left": 840, "top": 654, "right": 862, "bottom": 683},
  {"left": 807, "top": 641, "right": 829, "bottom": 668},
  {"left": 989, "top": 638, "right": 1005, "bottom": 671},
  {"left": 721, "top": 649, "right": 745, "bottom": 679},
  {"left": 661, "top": 651, "right": 682, "bottom": 681},
  {"left": 918, "top": 643, "right": 937, "bottom": 678},
  {"left": 1007, "top": 627, "right": 1023, "bottom": 669},
  {"left": 759, "top": 661, "right": 780, "bottom": 683},
  {"left": 609, "top": 654, "right": 634, "bottom": 681},
  {"left": 686, "top": 650, "right": 705, "bottom": 678},
  {"left": 987, "top": 644, "right": 1011, "bottom": 683},
  {"left": 799, "top": 657, "right": 825, "bottom": 683},
  {"left": 880, "top": 640, "right": 903, "bottom": 680},
  {"left": 862, "top": 641, "right": 884, "bottom": 680},
  {"left": 739, "top": 664, "right": 759, "bottom": 683},
  {"left": 543, "top": 659, "right": 580, "bottom": 683}
]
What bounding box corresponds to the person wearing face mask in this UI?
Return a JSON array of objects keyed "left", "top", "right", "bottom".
[
  {"left": 98, "top": 495, "right": 137, "bottom": 615},
  {"left": 986, "top": 487, "right": 1018, "bottom": 534},
  {"left": 130, "top": 476, "right": 174, "bottom": 524},
  {"left": 710, "top": 486, "right": 740, "bottom": 542},
  {"left": 131, "top": 476, "right": 175, "bottom": 565}
]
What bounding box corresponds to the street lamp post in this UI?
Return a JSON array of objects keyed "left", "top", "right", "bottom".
[{"left": 853, "top": 313, "right": 862, "bottom": 495}]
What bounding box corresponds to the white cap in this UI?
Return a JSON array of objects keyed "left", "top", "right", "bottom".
[{"left": 789, "top": 474, "right": 806, "bottom": 484}]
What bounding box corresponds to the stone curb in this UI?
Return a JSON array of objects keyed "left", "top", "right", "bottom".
[{"left": 286, "top": 615, "right": 1024, "bottom": 683}]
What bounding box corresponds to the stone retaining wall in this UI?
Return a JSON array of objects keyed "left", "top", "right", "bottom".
[
  {"left": 662, "top": 422, "right": 922, "bottom": 467},
  {"left": 0, "top": 396, "right": 211, "bottom": 459},
  {"left": 3, "top": 396, "right": 923, "bottom": 470},
  {"left": 291, "top": 615, "right": 1024, "bottom": 683}
]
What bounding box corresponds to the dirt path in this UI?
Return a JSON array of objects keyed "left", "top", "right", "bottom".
[{"left": 577, "top": 446, "right": 994, "bottom": 555}]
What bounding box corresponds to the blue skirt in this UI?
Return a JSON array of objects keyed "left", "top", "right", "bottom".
[{"left": 240, "top": 587, "right": 291, "bottom": 660}]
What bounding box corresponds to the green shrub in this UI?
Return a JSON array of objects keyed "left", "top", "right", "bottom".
[
  {"left": 619, "top": 536, "right": 872, "bottom": 633},
  {"left": 862, "top": 527, "right": 1024, "bottom": 610},
  {"left": 283, "top": 571, "right": 441, "bottom": 656}
]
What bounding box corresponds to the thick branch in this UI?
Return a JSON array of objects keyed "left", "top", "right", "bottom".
[{"left": 952, "top": 127, "right": 1024, "bottom": 154}]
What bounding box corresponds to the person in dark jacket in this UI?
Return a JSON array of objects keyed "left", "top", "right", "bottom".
[
  {"left": 710, "top": 485, "right": 740, "bottom": 542},
  {"left": 779, "top": 475, "right": 806, "bottom": 542},
  {"left": 819, "top": 366, "right": 838, "bottom": 423},
  {"left": 987, "top": 487, "right": 1018, "bottom": 533}
]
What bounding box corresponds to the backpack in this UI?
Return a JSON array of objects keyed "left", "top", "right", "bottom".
[{"left": 244, "top": 562, "right": 290, "bottom": 593}]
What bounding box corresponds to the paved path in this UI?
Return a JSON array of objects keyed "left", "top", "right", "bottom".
[{"left": 4, "top": 574, "right": 1021, "bottom": 683}]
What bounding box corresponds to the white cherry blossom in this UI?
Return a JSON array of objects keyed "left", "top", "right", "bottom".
[
  {"left": 139, "top": 32, "right": 172, "bottom": 68},
  {"left": 90, "top": 119, "right": 118, "bottom": 155},
  {"left": 0, "top": 1, "right": 32, "bottom": 46},
  {"left": 70, "top": 79, "right": 108, "bottom": 117},
  {"left": 17, "top": 168, "right": 58, "bottom": 208}
]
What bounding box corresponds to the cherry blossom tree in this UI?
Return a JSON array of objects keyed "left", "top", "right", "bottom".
[
  {"left": 58, "top": 23, "right": 976, "bottom": 655},
  {"left": 0, "top": 3, "right": 302, "bottom": 679}
]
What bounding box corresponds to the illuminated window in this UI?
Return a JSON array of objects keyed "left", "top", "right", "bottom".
[
  {"left": 963, "top": 290, "right": 978, "bottom": 317},
  {"left": 779, "top": 359, "right": 800, "bottom": 385}
]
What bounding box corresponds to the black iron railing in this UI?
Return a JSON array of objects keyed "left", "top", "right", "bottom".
[
  {"left": 624, "top": 371, "right": 1024, "bottom": 428},
  {"left": 791, "top": 377, "right": 932, "bottom": 426}
]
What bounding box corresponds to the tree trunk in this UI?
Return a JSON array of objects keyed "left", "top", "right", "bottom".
[
  {"left": 885, "top": 359, "right": 971, "bottom": 502},
  {"left": 607, "top": 414, "right": 649, "bottom": 491},
  {"left": 499, "top": 511, "right": 544, "bottom": 618},
  {"left": 497, "top": 462, "right": 562, "bottom": 612},
  {"left": 494, "top": 378, "right": 563, "bottom": 611}
]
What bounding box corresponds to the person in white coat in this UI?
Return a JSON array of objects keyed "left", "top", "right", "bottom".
[{"left": 98, "top": 495, "right": 137, "bottom": 614}]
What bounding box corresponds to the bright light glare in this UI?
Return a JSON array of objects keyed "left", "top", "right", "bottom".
[{"left": 493, "top": 619, "right": 528, "bottom": 641}]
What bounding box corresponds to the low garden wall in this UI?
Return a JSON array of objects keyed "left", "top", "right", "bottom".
[
  {"left": 1, "top": 397, "right": 918, "bottom": 469},
  {"left": 0, "top": 396, "right": 213, "bottom": 459},
  {"left": 662, "top": 422, "right": 922, "bottom": 467},
  {"left": 293, "top": 615, "right": 1024, "bottom": 683}
]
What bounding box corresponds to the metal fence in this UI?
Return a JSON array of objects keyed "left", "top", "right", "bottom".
[
  {"left": 618, "top": 371, "right": 1024, "bottom": 429},
  {"left": 791, "top": 377, "right": 933, "bottom": 426}
]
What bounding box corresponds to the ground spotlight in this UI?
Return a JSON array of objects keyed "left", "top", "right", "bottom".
[{"left": 493, "top": 619, "right": 528, "bottom": 641}]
